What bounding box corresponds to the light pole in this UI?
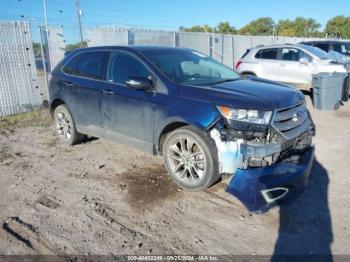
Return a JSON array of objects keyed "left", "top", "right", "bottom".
[
  {"left": 76, "top": 0, "right": 83, "bottom": 44},
  {"left": 42, "top": 0, "right": 51, "bottom": 71}
]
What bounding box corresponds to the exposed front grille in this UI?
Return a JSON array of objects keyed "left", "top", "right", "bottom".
[{"left": 272, "top": 102, "right": 310, "bottom": 140}]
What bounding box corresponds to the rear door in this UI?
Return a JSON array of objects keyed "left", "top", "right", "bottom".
[
  {"left": 275, "top": 47, "right": 313, "bottom": 89},
  {"left": 61, "top": 50, "right": 109, "bottom": 132},
  {"left": 254, "top": 48, "right": 279, "bottom": 81}
]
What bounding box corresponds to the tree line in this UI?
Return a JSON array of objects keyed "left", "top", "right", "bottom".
[{"left": 180, "top": 16, "right": 350, "bottom": 39}]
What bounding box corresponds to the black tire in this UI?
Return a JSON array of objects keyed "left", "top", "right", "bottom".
[
  {"left": 53, "top": 105, "right": 85, "bottom": 145},
  {"left": 162, "top": 126, "right": 220, "bottom": 191},
  {"left": 242, "top": 73, "right": 256, "bottom": 79},
  {"left": 342, "top": 76, "right": 349, "bottom": 102}
]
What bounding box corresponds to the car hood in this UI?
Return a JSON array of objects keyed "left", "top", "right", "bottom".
[{"left": 179, "top": 78, "right": 305, "bottom": 111}]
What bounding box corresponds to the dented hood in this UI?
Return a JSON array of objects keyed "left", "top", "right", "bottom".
[{"left": 179, "top": 78, "right": 305, "bottom": 111}]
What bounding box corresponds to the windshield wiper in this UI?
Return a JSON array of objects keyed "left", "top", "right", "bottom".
[{"left": 205, "top": 78, "right": 240, "bottom": 85}]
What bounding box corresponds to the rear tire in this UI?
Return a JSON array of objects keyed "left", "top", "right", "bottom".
[
  {"left": 242, "top": 73, "right": 256, "bottom": 78},
  {"left": 53, "top": 105, "right": 85, "bottom": 145},
  {"left": 163, "top": 126, "right": 220, "bottom": 191}
]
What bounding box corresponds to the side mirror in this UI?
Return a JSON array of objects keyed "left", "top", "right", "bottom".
[
  {"left": 125, "top": 77, "right": 154, "bottom": 90},
  {"left": 299, "top": 57, "right": 310, "bottom": 65}
]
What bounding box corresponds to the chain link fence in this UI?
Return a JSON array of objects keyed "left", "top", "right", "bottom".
[
  {"left": 85, "top": 26, "right": 329, "bottom": 68},
  {"left": 42, "top": 25, "right": 65, "bottom": 71},
  {"left": 0, "top": 21, "right": 42, "bottom": 116},
  {"left": 86, "top": 26, "right": 128, "bottom": 47},
  {"left": 0, "top": 21, "right": 343, "bottom": 116}
]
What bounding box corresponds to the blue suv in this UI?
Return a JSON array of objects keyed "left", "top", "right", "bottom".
[{"left": 49, "top": 46, "right": 315, "bottom": 212}]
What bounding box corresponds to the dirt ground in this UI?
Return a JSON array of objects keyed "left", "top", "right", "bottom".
[{"left": 0, "top": 96, "right": 349, "bottom": 257}]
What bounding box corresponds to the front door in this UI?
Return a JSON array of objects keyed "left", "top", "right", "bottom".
[
  {"left": 276, "top": 47, "right": 313, "bottom": 89},
  {"left": 101, "top": 50, "right": 155, "bottom": 152}
]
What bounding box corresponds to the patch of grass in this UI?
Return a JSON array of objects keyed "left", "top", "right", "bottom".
[
  {"left": 0, "top": 144, "right": 11, "bottom": 162},
  {"left": 0, "top": 110, "right": 52, "bottom": 135}
]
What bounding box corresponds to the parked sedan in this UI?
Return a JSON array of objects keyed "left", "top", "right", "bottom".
[
  {"left": 236, "top": 44, "right": 348, "bottom": 98},
  {"left": 49, "top": 46, "right": 315, "bottom": 212}
]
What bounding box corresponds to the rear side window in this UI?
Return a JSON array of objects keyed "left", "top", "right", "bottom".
[
  {"left": 63, "top": 51, "right": 109, "bottom": 80},
  {"left": 255, "top": 48, "right": 277, "bottom": 60},
  {"left": 315, "top": 43, "right": 330, "bottom": 52}
]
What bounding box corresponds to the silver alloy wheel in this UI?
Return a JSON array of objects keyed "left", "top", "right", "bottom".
[
  {"left": 167, "top": 136, "right": 206, "bottom": 185},
  {"left": 55, "top": 111, "right": 72, "bottom": 141}
]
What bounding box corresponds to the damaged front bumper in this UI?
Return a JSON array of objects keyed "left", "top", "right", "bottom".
[
  {"left": 210, "top": 101, "right": 316, "bottom": 212},
  {"left": 226, "top": 146, "right": 314, "bottom": 212}
]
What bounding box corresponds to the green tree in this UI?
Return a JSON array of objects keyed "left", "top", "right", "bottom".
[
  {"left": 277, "top": 17, "right": 322, "bottom": 37},
  {"left": 180, "top": 22, "right": 236, "bottom": 34},
  {"left": 276, "top": 19, "right": 297, "bottom": 36},
  {"left": 32, "top": 42, "right": 42, "bottom": 58},
  {"left": 326, "top": 16, "right": 350, "bottom": 38},
  {"left": 217, "top": 22, "right": 237, "bottom": 34},
  {"left": 238, "top": 17, "right": 275, "bottom": 35},
  {"left": 65, "top": 41, "right": 87, "bottom": 52},
  {"left": 181, "top": 24, "right": 214, "bottom": 33}
]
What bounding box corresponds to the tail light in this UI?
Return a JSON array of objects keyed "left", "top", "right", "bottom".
[{"left": 235, "top": 60, "right": 242, "bottom": 69}]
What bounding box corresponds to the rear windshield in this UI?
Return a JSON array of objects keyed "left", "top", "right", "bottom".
[{"left": 241, "top": 49, "right": 250, "bottom": 59}]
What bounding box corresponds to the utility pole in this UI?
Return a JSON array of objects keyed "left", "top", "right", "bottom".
[{"left": 76, "top": 0, "right": 83, "bottom": 44}]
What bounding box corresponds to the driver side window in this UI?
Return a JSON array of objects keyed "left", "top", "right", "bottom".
[
  {"left": 107, "top": 51, "right": 150, "bottom": 85},
  {"left": 280, "top": 48, "right": 311, "bottom": 62},
  {"left": 180, "top": 61, "right": 219, "bottom": 78}
]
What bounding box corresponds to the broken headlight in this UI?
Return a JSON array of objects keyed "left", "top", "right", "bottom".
[{"left": 217, "top": 106, "right": 272, "bottom": 125}]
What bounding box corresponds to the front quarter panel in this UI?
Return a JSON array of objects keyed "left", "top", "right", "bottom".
[{"left": 154, "top": 90, "right": 220, "bottom": 145}]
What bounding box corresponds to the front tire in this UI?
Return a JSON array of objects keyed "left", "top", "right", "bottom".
[
  {"left": 53, "top": 105, "right": 84, "bottom": 145},
  {"left": 163, "top": 126, "right": 220, "bottom": 191}
]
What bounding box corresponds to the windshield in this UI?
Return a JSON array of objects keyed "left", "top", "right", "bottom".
[
  {"left": 299, "top": 44, "right": 330, "bottom": 60},
  {"left": 140, "top": 48, "right": 240, "bottom": 86}
]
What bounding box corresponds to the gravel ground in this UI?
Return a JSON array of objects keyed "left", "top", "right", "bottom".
[{"left": 0, "top": 96, "right": 349, "bottom": 257}]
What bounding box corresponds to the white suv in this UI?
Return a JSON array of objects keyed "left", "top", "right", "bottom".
[{"left": 236, "top": 44, "right": 348, "bottom": 92}]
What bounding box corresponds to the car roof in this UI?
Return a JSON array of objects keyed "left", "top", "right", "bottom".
[
  {"left": 249, "top": 43, "right": 302, "bottom": 50},
  {"left": 67, "top": 45, "right": 192, "bottom": 55},
  {"left": 301, "top": 40, "right": 350, "bottom": 44},
  {"left": 253, "top": 43, "right": 335, "bottom": 50}
]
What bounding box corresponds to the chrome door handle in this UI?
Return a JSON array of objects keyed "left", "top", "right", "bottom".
[
  {"left": 63, "top": 81, "right": 74, "bottom": 87},
  {"left": 103, "top": 89, "right": 114, "bottom": 95}
]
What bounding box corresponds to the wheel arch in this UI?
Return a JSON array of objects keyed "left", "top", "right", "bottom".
[
  {"left": 241, "top": 71, "right": 257, "bottom": 76},
  {"left": 157, "top": 121, "right": 189, "bottom": 155},
  {"left": 50, "top": 98, "right": 66, "bottom": 117}
]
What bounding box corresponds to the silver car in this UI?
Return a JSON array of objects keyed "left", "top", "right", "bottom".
[{"left": 236, "top": 44, "right": 348, "bottom": 91}]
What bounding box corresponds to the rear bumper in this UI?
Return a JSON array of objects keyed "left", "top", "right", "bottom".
[{"left": 226, "top": 146, "right": 315, "bottom": 212}]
